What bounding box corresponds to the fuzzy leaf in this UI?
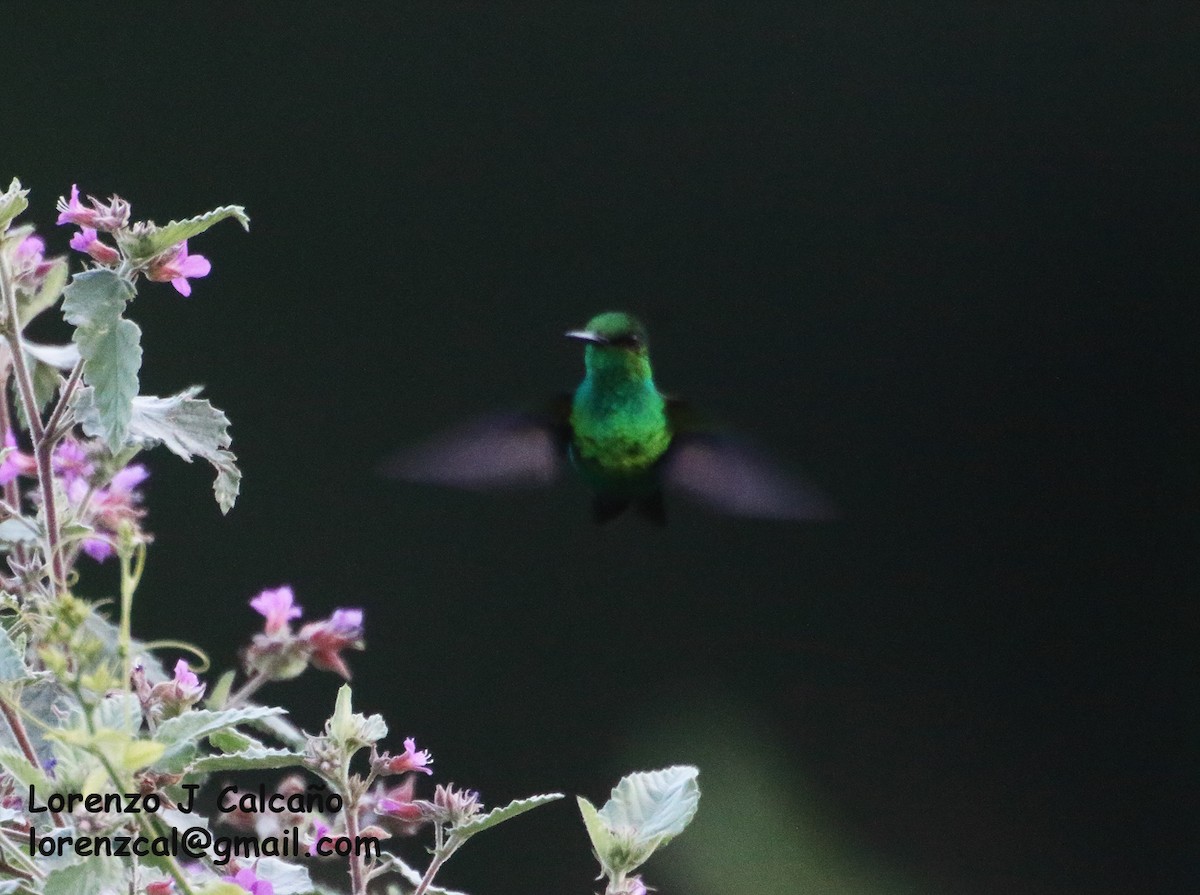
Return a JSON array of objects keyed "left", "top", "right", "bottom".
[
  {"left": 189, "top": 744, "right": 305, "bottom": 773},
  {"left": 205, "top": 669, "right": 237, "bottom": 710},
  {"left": 0, "top": 626, "right": 29, "bottom": 681},
  {"left": 73, "top": 385, "right": 241, "bottom": 512},
  {"left": 19, "top": 256, "right": 69, "bottom": 325},
  {"left": 454, "top": 792, "right": 564, "bottom": 840},
  {"left": 119, "top": 205, "right": 249, "bottom": 261},
  {"left": 577, "top": 795, "right": 621, "bottom": 878},
  {"left": 581, "top": 767, "right": 701, "bottom": 878},
  {"left": 60, "top": 269, "right": 139, "bottom": 450},
  {"left": 599, "top": 765, "right": 700, "bottom": 849},
  {"left": 208, "top": 727, "right": 256, "bottom": 752},
  {"left": 154, "top": 705, "right": 285, "bottom": 772},
  {"left": 0, "top": 179, "right": 28, "bottom": 229},
  {"left": 24, "top": 341, "right": 79, "bottom": 370},
  {"left": 43, "top": 858, "right": 123, "bottom": 895}
]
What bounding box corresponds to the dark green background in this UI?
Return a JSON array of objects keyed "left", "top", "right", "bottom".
[{"left": 8, "top": 5, "right": 1196, "bottom": 894}]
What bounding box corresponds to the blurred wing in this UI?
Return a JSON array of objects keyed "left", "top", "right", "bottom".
[
  {"left": 382, "top": 399, "right": 571, "bottom": 490},
  {"left": 663, "top": 433, "right": 838, "bottom": 519}
]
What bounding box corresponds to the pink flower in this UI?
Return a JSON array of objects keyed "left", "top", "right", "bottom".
[
  {"left": 52, "top": 437, "right": 93, "bottom": 486},
  {"left": 0, "top": 430, "right": 36, "bottom": 485},
  {"left": 376, "top": 784, "right": 426, "bottom": 822},
  {"left": 307, "top": 819, "right": 331, "bottom": 857},
  {"left": 250, "top": 586, "right": 302, "bottom": 635},
  {"left": 56, "top": 185, "right": 95, "bottom": 227},
  {"left": 224, "top": 867, "right": 273, "bottom": 895},
  {"left": 378, "top": 737, "right": 433, "bottom": 776},
  {"left": 55, "top": 185, "right": 130, "bottom": 231},
  {"left": 299, "top": 607, "right": 364, "bottom": 679},
  {"left": 145, "top": 881, "right": 175, "bottom": 895},
  {"left": 169, "top": 659, "right": 205, "bottom": 702},
  {"left": 68, "top": 227, "right": 121, "bottom": 265},
  {"left": 145, "top": 240, "right": 211, "bottom": 296},
  {"left": 70, "top": 463, "right": 149, "bottom": 562},
  {"left": 12, "top": 236, "right": 54, "bottom": 286}
]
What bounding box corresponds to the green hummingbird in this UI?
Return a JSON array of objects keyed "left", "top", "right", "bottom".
[{"left": 387, "top": 311, "right": 834, "bottom": 524}]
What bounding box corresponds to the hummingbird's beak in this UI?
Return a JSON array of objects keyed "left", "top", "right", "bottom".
[{"left": 564, "top": 329, "right": 609, "bottom": 345}]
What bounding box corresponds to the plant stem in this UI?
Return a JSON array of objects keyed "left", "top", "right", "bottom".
[
  {"left": 223, "top": 669, "right": 271, "bottom": 709},
  {"left": 0, "top": 250, "right": 66, "bottom": 591},
  {"left": 413, "top": 849, "right": 451, "bottom": 895},
  {"left": 0, "top": 369, "right": 29, "bottom": 574},
  {"left": 43, "top": 358, "right": 84, "bottom": 442},
  {"left": 343, "top": 792, "right": 367, "bottom": 895},
  {"left": 0, "top": 695, "right": 65, "bottom": 827}
]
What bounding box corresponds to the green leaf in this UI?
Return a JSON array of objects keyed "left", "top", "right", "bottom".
[
  {"left": 189, "top": 744, "right": 305, "bottom": 773},
  {"left": 73, "top": 385, "right": 242, "bottom": 513},
  {"left": 577, "top": 795, "right": 621, "bottom": 878},
  {"left": 43, "top": 858, "right": 124, "bottom": 895},
  {"left": 453, "top": 792, "right": 564, "bottom": 840},
  {"left": 25, "top": 341, "right": 80, "bottom": 370},
  {"left": 154, "top": 705, "right": 285, "bottom": 772},
  {"left": 0, "top": 178, "right": 29, "bottom": 229},
  {"left": 581, "top": 766, "right": 701, "bottom": 878},
  {"left": 19, "top": 255, "right": 69, "bottom": 325},
  {"left": 13, "top": 342, "right": 73, "bottom": 429},
  {"left": 598, "top": 765, "right": 700, "bottom": 850},
  {"left": 60, "top": 269, "right": 139, "bottom": 450},
  {"left": 0, "top": 626, "right": 29, "bottom": 682},
  {"left": 119, "top": 205, "right": 249, "bottom": 262},
  {"left": 205, "top": 668, "right": 237, "bottom": 710},
  {"left": 208, "top": 726, "right": 256, "bottom": 752}
]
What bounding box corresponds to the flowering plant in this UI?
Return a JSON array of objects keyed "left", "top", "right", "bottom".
[{"left": 0, "top": 180, "right": 697, "bottom": 895}]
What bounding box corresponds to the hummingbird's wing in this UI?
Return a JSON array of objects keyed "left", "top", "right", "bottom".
[
  {"left": 382, "top": 396, "right": 572, "bottom": 489},
  {"left": 662, "top": 401, "right": 837, "bottom": 519}
]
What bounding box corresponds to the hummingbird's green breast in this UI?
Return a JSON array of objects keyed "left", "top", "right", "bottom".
[{"left": 568, "top": 338, "right": 672, "bottom": 494}]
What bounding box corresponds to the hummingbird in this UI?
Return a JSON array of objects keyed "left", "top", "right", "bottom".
[{"left": 386, "top": 311, "right": 835, "bottom": 524}]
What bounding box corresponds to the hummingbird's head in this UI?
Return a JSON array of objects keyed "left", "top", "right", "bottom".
[{"left": 564, "top": 311, "right": 649, "bottom": 354}]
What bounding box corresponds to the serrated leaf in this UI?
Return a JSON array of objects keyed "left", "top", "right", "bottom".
[
  {"left": 154, "top": 705, "right": 285, "bottom": 772},
  {"left": 190, "top": 744, "right": 305, "bottom": 773},
  {"left": 453, "top": 792, "right": 563, "bottom": 839},
  {"left": 61, "top": 269, "right": 139, "bottom": 450},
  {"left": 0, "top": 626, "right": 29, "bottom": 681},
  {"left": 73, "top": 386, "right": 242, "bottom": 513},
  {"left": 119, "top": 205, "right": 250, "bottom": 261},
  {"left": 598, "top": 765, "right": 700, "bottom": 851}
]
